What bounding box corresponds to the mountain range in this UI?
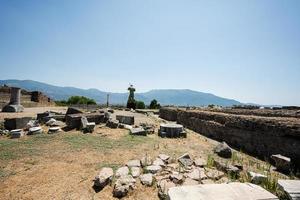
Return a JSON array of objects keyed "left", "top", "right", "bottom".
[{"left": 0, "top": 79, "right": 241, "bottom": 106}]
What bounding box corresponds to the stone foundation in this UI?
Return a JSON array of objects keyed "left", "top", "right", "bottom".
[{"left": 159, "top": 107, "right": 300, "bottom": 168}]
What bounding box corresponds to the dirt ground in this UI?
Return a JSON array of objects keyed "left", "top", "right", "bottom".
[{"left": 0, "top": 107, "right": 286, "bottom": 200}]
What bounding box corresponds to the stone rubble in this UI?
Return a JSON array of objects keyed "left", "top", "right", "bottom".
[
  {"left": 214, "top": 142, "right": 232, "bottom": 158},
  {"left": 94, "top": 167, "right": 114, "bottom": 188}
]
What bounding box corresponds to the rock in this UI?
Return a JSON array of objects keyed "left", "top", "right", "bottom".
[
  {"left": 183, "top": 178, "right": 199, "bottom": 186},
  {"left": 10, "top": 129, "right": 24, "bottom": 138},
  {"left": 194, "top": 158, "right": 207, "bottom": 167},
  {"left": 214, "top": 160, "right": 240, "bottom": 176},
  {"left": 140, "top": 173, "right": 153, "bottom": 186},
  {"left": 94, "top": 167, "right": 114, "bottom": 188},
  {"left": 201, "top": 179, "right": 215, "bottom": 184},
  {"left": 116, "top": 115, "right": 134, "bottom": 125},
  {"left": 130, "top": 127, "right": 146, "bottom": 136},
  {"left": 153, "top": 158, "right": 166, "bottom": 167},
  {"left": 28, "top": 126, "right": 43, "bottom": 135},
  {"left": 25, "top": 120, "right": 39, "bottom": 130},
  {"left": 167, "top": 182, "right": 279, "bottom": 200},
  {"left": 186, "top": 168, "right": 207, "bottom": 181},
  {"left": 126, "top": 160, "right": 141, "bottom": 168},
  {"left": 45, "top": 118, "right": 57, "bottom": 126},
  {"left": 48, "top": 127, "right": 61, "bottom": 134},
  {"left": 113, "top": 175, "right": 136, "bottom": 198},
  {"left": 4, "top": 117, "right": 32, "bottom": 130},
  {"left": 271, "top": 154, "right": 291, "bottom": 173},
  {"left": 248, "top": 172, "right": 267, "bottom": 184},
  {"left": 131, "top": 167, "right": 140, "bottom": 178},
  {"left": 158, "top": 179, "right": 176, "bottom": 199},
  {"left": 278, "top": 179, "right": 300, "bottom": 200},
  {"left": 141, "top": 155, "right": 152, "bottom": 167},
  {"left": 66, "top": 107, "right": 82, "bottom": 115},
  {"left": 104, "top": 112, "right": 111, "bottom": 122},
  {"left": 124, "top": 124, "right": 133, "bottom": 130},
  {"left": 214, "top": 142, "right": 232, "bottom": 158},
  {"left": 146, "top": 165, "right": 162, "bottom": 174},
  {"left": 159, "top": 154, "right": 170, "bottom": 163},
  {"left": 106, "top": 119, "right": 119, "bottom": 129},
  {"left": 167, "top": 163, "right": 179, "bottom": 170},
  {"left": 178, "top": 153, "right": 193, "bottom": 167},
  {"left": 66, "top": 113, "right": 105, "bottom": 129},
  {"left": 115, "top": 166, "right": 129, "bottom": 178},
  {"left": 81, "top": 116, "right": 95, "bottom": 133},
  {"left": 205, "top": 168, "right": 224, "bottom": 180},
  {"left": 170, "top": 172, "right": 184, "bottom": 184}
]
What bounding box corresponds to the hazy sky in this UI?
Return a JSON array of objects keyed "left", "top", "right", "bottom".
[{"left": 0, "top": 0, "right": 299, "bottom": 106}]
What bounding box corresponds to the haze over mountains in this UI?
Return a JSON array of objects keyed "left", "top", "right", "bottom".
[{"left": 0, "top": 79, "right": 241, "bottom": 106}]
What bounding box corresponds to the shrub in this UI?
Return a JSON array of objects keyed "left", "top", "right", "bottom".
[
  {"left": 55, "top": 96, "right": 97, "bottom": 106},
  {"left": 149, "top": 99, "right": 161, "bottom": 109},
  {"left": 136, "top": 101, "right": 146, "bottom": 109}
]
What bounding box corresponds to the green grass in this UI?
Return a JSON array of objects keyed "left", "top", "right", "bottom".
[
  {"left": 0, "top": 134, "right": 57, "bottom": 162},
  {"left": 63, "top": 134, "right": 156, "bottom": 152}
]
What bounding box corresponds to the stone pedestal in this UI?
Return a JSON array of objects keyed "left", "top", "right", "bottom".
[
  {"left": 159, "top": 124, "right": 186, "bottom": 138},
  {"left": 2, "top": 87, "right": 24, "bottom": 112}
]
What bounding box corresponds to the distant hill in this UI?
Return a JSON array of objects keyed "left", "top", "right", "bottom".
[{"left": 0, "top": 79, "right": 241, "bottom": 106}]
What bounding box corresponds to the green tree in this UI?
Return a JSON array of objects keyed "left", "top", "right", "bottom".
[
  {"left": 136, "top": 101, "right": 146, "bottom": 109},
  {"left": 149, "top": 99, "right": 161, "bottom": 109},
  {"left": 67, "top": 96, "right": 97, "bottom": 105}
]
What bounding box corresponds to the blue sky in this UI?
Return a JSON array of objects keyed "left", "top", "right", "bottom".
[{"left": 0, "top": 0, "right": 299, "bottom": 106}]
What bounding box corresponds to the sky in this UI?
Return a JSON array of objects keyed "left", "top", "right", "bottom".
[{"left": 0, "top": 0, "right": 299, "bottom": 106}]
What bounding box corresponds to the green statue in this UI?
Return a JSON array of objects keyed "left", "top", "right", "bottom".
[{"left": 127, "top": 84, "right": 136, "bottom": 109}]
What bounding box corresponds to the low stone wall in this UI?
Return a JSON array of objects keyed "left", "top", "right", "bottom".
[{"left": 159, "top": 107, "right": 300, "bottom": 168}]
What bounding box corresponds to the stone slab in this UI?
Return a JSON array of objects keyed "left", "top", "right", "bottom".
[
  {"left": 168, "top": 182, "right": 279, "bottom": 200},
  {"left": 66, "top": 113, "right": 104, "bottom": 129},
  {"left": 278, "top": 179, "right": 300, "bottom": 200}
]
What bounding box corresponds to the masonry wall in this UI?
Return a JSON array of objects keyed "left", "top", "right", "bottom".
[
  {"left": 159, "top": 107, "right": 300, "bottom": 168},
  {"left": 0, "top": 86, "right": 55, "bottom": 108}
]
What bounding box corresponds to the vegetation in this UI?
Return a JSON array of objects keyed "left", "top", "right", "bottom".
[
  {"left": 136, "top": 101, "right": 146, "bottom": 109},
  {"left": 55, "top": 96, "right": 97, "bottom": 106},
  {"left": 149, "top": 99, "right": 161, "bottom": 109}
]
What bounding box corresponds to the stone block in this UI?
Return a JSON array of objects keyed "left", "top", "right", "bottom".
[
  {"left": 168, "top": 182, "right": 279, "bottom": 200},
  {"left": 116, "top": 115, "right": 134, "bottom": 125},
  {"left": 4, "top": 117, "right": 32, "bottom": 130}
]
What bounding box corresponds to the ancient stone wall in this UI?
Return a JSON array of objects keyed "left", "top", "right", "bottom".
[
  {"left": 0, "top": 86, "right": 55, "bottom": 108},
  {"left": 159, "top": 107, "right": 300, "bottom": 168}
]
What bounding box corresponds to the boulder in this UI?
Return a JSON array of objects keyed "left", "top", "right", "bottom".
[
  {"left": 146, "top": 165, "right": 162, "bottom": 174},
  {"left": 271, "top": 154, "right": 291, "bottom": 173},
  {"left": 94, "top": 167, "right": 114, "bottom": 188},
  {"left": 178, "top": 153, "right": 193, "bottom": 167},
  {"left": 194, "top": 158, "right": 207, "bottom": 167},
  {"left": 170, "top": 172, "right": 184, "bottom": 184},
  {"left": 248, "top": 171, "right": 267, "bottom": 184},
  {"left": 186, "top": 168, "right": 207, "bottom": 181},
  {"left": 116, "top": 166, "right": 129, "bottom": 178},
  {"left": 205, "top": 168, "right": 224, "bottom": 180},
  {"left": 214, "top": 142, "right": 232, "bottom": 158},
  {"left": 140, "top": 173, "right": 153, "bottom": 186},
  {"left": 131, "top": 167, "right": 140, "bottom": 178},
  {"left": 159, "top": 154, "right": 170, "bottom": 163},
  {"left": 126, "top": 160, "right": 141, "bottom": 168},
  {"left": 141, "top": 155, "right": 152, "bottom": 167},
  {"left": 113, "top": 175, "right": 136, "bottom": 198},
  {"left": 158, "top": 179, "right": 176, "bottom": 199},
  {"left": 106, "top": 120, "right": 119, "bottom": 129},
  {"left": 153, "top": 158, "right": 166, "bottom": 167}
]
